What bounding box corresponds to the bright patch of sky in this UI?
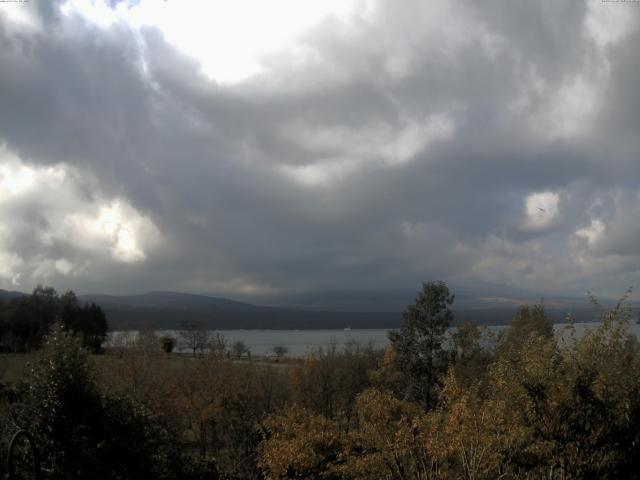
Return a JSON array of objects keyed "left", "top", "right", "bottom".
[
  {"left": 279, "top": 112, "right": 456, "bottom": 187},
  {"left": 585, "top": 0, "right": 639, "bottom": 49},
  {"left": 0, "top": 146, "right": 161, "bottom": 289},
  {"left": 576, "top": 219, "right": 605, "bottom": 247},
  {"left": 61, "top": 0, "right": 368, "bottom": 84},
  {"left": 65, "top": 201, "right": 159, "bottom": 263},
  {"left": 523, "top": 191, "right": 560, "bottom": 231}
]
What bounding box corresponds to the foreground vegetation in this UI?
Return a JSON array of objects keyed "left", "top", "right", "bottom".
[{"left": 1, "top": 282, "right": 640, "bottom": 479}]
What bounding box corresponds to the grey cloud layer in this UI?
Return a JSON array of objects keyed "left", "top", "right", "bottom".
[{"left": 0, "top": 0, "right": 639, "bottom": 298}]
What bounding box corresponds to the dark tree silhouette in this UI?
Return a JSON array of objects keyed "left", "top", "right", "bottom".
[
  {"left": 388, "top": 281, "right": 454, "bottom": 407},
  {"left": 0, "top": 287, "right": 108, "bottom": 353},
  {"left": 160, "top": 335, "right": 176, "bottom": 357}
]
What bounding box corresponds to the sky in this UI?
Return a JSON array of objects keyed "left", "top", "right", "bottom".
[{"left": 0, "top": 0, "right": 639, "bottom": 301}]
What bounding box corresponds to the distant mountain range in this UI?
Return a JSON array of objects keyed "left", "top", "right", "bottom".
[
  {"left": 78, "top": 291, "right": 400, "bottom": 330},
  {"left": 2, "top": 288, "right": 631, "bottom": 330},
  {"left": 0, "top": 289, "right": 26, "bottom": 300}
]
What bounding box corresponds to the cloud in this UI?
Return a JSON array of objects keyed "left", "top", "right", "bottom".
[
  {"left": 0, "top": 0, "right": 639, "bottom": 300},
  {"left": 575, "top": 219, "right": 605, "bottom": 248},
  {"left": 0, "top": 145, "right": 161, "bottom": 290}
]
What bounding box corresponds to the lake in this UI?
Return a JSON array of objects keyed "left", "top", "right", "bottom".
[{"left": 109, "top": 320, "right": 640, "bottom": 357}]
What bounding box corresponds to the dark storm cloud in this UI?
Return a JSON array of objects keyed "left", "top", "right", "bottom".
[{"left": 0, "top": 0, "right": 639, "bottom": 298}]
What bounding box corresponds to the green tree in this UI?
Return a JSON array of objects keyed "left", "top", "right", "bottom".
[
  {"left": 61, "top": 292, "right": 109, "bottom": 353},
  {"left": 388, "top": 281, "right": 454, "bottom": 407},
  {"left": 79, "top": 302, "right": 108, "bottom": 353},
  {"left": 16, "top": 322, "right": 185, "bottom": 480},
  {"left": 6, "top": 286, "right": 59, "bottom": 351},
  {"left": 438, "top": 299, "right": 640, "bottom": 479},
  {"left": 506, "top": 303, "right": 553, "bottom": 343},
  {"left": 451, "top": 320, "right": 493, "bottom": 387},
  {"left": 496, "top": 303, "right": 554, "bottom": 361},
  {"left": 2, "top": 288, "right": 108, "bottom": 353}
]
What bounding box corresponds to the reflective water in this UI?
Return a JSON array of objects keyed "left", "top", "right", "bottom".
[{"left": 110, "top": 320, "right": 640, "bottom": 357}]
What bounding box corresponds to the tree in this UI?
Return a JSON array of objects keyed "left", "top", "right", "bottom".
[
  {"left": 272, "top": 345, "right": 288, "bottom": 358},
  {"left": 5, "top": 286, "right": 59, "bottom": 351},
  {"left": 497, "top": 303, "right": 554, "bottom": 360},
  {"left": 259, "top": 407, "right": 343, "bottom": 480},
  {"left": 21, "top": 321, "right": 103, "bottom": 477},
  {"left": 208, "top": 331, "right": 227, "bottom": 358},
  {"left": 17, "top": 321, "right": 186, "bottom": 479},
  {"left": 498, "top": 315, "right": 639, "bottom": 476},
  {"left": 450, "top": 320, "right": 493, "bottom": 387},
  {"left": 338, "top": 388, "right": 431, "bottom": 480},
  {"left": 0, "top": 288, "right": 108, "bottom": 353},
  {"left": 60, "top": 292, "right": 108, "bottom": 353},
  {"left": 82, "top": 303, "right": 108, "bottom": 353},
  {"left": 107, "top": 331, "right": 135, "bottom": 357},
  {"left": 506, "top": 303, "right": 553, "bottom": 344},
  {"left": 260, "top": 390, "right": 431, "bottom": 480},
  {"left": 160, "top": 335, "right": 176, "bottom": 357},
  {"left": 231, "top": 340, "right": 248, "bottom": 359},
  {"left": 179, "top": 321, "right": 210, "bottom": 357},
  {"left": 388, "top": 281, "right": 454, "bottom": 407},
  {"left": 451, "top": 320, "right": 481, "bottom": 358},
  {"left": 291, "top": 346, "right": 379, "bottom": 422},
  {"left": 136, "top": 322, "right": 158, "bottom": 356}
]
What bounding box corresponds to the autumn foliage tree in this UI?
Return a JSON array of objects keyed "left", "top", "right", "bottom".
[
  {"left": 260, "top": 286, "right": 640, "bottom": 480},
  {"left": 259, "top": 406, "right": 344, "bottom": 479}
]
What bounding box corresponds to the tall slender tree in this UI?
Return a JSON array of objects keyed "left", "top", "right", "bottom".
[{"left": 388, "top": 281, "right": 454, "bottom": 407}]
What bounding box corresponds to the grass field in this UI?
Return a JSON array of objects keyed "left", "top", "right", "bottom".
[{"left": 0, "top": 349, "right": 297, "bottom": 387}]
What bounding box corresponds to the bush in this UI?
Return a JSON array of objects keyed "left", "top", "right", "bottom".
[{"left": 14, "top": 322, "right": 186, "bottom": 480}]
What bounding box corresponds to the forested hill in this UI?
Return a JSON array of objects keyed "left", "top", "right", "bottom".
[
  {"left": 0, "top": 289, "right": 26, "bottom": 302},
  {"left": 79, "top": 291, "right": 400, "bottom": 330},
  {"left": 79, "top": 291, "right": 606, "bottom": 330},
  {"left": 0, "top": 289, "right": 616, "bottom": 330}
]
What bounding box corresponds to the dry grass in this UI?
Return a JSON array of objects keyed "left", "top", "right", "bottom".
[
  {"left": 0, "top": 354, "right": 31, "bottom": 383},
  {"left": 0, "top": 349, "right": 298, "bottom": 390}
]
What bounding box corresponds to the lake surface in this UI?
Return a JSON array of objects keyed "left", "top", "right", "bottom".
[{"left": 110, "top": 320, "right": 640, "bottom": 357}]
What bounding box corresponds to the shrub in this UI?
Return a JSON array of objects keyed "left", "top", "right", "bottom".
[{"left": 15, "top": 322, "right": 185, "bottom": 480}]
